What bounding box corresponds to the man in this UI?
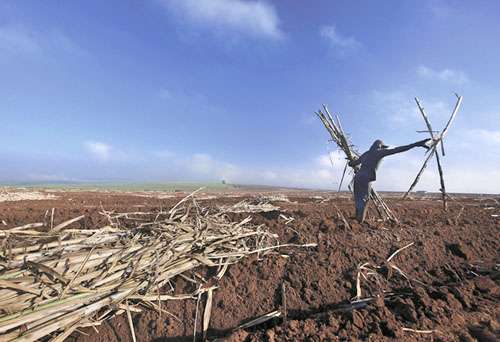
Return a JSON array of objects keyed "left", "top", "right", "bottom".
[{"left": 348, "top": 138, "right": 431, "bottom": 222}]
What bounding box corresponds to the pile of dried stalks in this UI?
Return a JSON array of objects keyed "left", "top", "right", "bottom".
[
  {"left": 0, "top": 193, "right": 301, "bottom": 341},
  {"left": 0, "top": 191, "right": 58, "bottom": 203},
  {"left": 218, "top": 200, "right": 280, "bottom": 213},
  {"left": 257, "top": 194, "right": 291, "bottom": 203},
  {"left": 353, "top": 242, "right": 420, "bottom": 301}
]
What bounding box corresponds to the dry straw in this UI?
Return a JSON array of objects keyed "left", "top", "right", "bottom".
[
  {"left": 218, "top": 200, "right": 280, "bottom": 213},
  {"left": 0, "top": 191, "right": 313, "bottom": 341}
]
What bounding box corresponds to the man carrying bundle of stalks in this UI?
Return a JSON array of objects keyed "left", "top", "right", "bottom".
[{"left": 348, "top": 138, "right": 432, "bottom": 222}]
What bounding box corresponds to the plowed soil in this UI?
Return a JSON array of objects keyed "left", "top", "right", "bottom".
[{"left": 0, "top": 190, "right": 498, "bottom": 341}]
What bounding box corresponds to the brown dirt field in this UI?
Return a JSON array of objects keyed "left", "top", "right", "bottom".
[{"left": 0, "top": 190, "right": 499, "bottom": 341}]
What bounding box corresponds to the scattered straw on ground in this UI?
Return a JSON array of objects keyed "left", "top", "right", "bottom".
[
  {"left": 257, "top": 194, "right": 291, "bottom": 203},
  {"left": 0, "top": 191, "right": 58, "bottom": 203},
  {"left": 0, "top": 191, "right": 313, "bottom": 341},
  {"left": 218, "top": 200, "right": 280, "bottom": 213}
]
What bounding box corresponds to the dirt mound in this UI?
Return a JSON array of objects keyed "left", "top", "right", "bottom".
[{"left": 0, "top": 191, "right": 498, "bottom": 341}]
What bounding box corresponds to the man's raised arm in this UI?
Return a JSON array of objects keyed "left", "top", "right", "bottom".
[{"left": 382, "top": 139, "right": 431, "bottom": 156}]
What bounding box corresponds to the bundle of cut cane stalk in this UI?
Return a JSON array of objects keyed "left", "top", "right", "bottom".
[
  {"left": 0, "top": 193, "right": 306, "bottom": 341},
  {"left": 218, "top": 199, "right": 280, "bottom": 213},
  {"left": 315, "top": 105, "right": 398, "bottom": 221}
]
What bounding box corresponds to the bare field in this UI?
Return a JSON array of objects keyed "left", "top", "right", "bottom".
[{"left": 0, "top": 189, "right": 498, "bottom": 341}]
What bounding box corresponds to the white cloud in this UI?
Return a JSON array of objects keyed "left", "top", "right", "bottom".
[
  {"left": 0, "top": 25, "right": 88, "bottom": 58},
  {"left": 153, "top": 149, "right": 175, "bottom": 158},
  {"left": 151, "top": 150, "right": 351, "bottom": 189},
  {"left": 376, "top": 153, "right": 500, "bottom": 194},
  {"left": 443, "top": 168, "right": 500, "bottom": 194},
  {"left": 189, "top": 153, "right": 215, "bottom": 174},
  {"left": 234, "top": 151, "right": 350, "bottom": 190},
  {"left": 465, "top": 129, "right": 500, "bottom": 145},
  {"left": 261, "top": 170, "right": 278, "bottom": 180},
  {"left": 320, "top": 25, "right": 361, "bottom": 55},
  {"left": 371, "top": 90, "right": 453, "bottom": 127},
  {"left": 159, "top": 0, "right": 283, "bottom": 40},
  {"left": 313, "top": 128, "right": 500, "bottom": 193},
  {"left": 417, "top": 65, "right": 469, "bottom": 85},
  {"left": 186, "top": 153, "right": 240, "bottom": 180},
  {"left": 48, "top": 30, "right": 89, "bottom": 57},
  {"left": 84, "top": 141, "right": 113, "bottom": 161},
  {"left": 15, "top": 140, "right": 500, "bottom": 193},
  {"left": 371, "top": 91, "right": 418, "bottom": 125},
  {"left": 374, "top": 153, "right": 436, "bottom": 191},
  {"left": 316, "top": 150, "right": 345, "bottom": 169},
  {"left": 422, "top": 100, "right": 452, "bottom": 119},
  {"left": 0, "top": 26, "right": 40, "bottom": 55}
]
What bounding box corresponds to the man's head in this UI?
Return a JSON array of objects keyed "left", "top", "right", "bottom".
[{"left": 370, "top": 139, "right": 389, "bottom": 150}]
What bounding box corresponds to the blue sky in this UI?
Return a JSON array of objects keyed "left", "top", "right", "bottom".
[{"left": 1, "top": 0, "right": 499, "bottom": 193}]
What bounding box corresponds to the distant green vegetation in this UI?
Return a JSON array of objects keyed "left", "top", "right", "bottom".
[{"left": 0, "top": 181, "right": 235, "bottom": 192}]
